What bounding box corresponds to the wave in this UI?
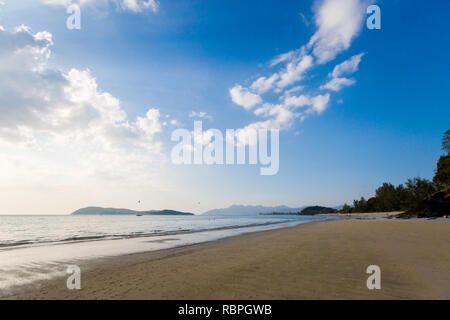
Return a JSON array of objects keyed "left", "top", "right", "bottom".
[{"left": 0, "top": 219, "right": 300, "bottom": 249}]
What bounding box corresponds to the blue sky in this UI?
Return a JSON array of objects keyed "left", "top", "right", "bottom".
[{"left": 0, "top": 0, "right": 449, "bottom": 214}]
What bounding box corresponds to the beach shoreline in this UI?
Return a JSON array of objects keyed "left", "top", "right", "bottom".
[{"left": 2, "top": 215, "right": 449, "bottom": 300}]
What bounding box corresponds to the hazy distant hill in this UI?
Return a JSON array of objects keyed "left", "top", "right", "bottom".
[
  {"left": 71, "top": 207, "right": 194, "bottom": 216},
  {"left": 202, "top": 205, "right": 307, "bottom": 216}
]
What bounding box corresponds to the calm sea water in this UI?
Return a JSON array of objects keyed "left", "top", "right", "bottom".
[
  {"left": 0, "top": 214, "right": 329, "bottom": 247},
  {"left": 0, "top": 214, "right": 336, "bottom": 292}
]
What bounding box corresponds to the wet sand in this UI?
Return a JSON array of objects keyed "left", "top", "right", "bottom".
[{"left": 5, "top": 218, "right": 450, "bottom": 300}]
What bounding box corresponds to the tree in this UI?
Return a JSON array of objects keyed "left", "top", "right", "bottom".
[
  {"left": 343, "top": 130, "right": 448, "bottom": 214},
  {"left": 341, "top": 203, "right": 352, "bottom": 213},
  {"left": 434, "top": 130, "right": 450, "bottom": 187},
  {"left": 366, "top": 197, "right": 380, "bottom": 212},
  {"left": 395, "top": 184, "right": 410, "bottom": 211},
  {"left": 405, "top": 177, "right": 438, "bottom": 209},
  {"left": 434, "top": 155, "right": 450, "bottom": 187},
  {"left": 375, "top": 183, "right": 399, "bottom": 211},
  {"left": 442, "top": 129, "right": 450, "bottom": 154},
  {"left": 353, "top": 197, "right": 368, "bottom": 213}
]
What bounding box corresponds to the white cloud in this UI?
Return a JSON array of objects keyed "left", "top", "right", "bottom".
[
  {"left": 41, "top": 0, "right": 72, "bottom": 6},
  {"left": 235, "top": 93, "right": 330, "bottom": 145},
  {"left": 321, "top": 77, "right": 356, "bottom": 92},
  {"left": 236, "top": 104, "right": 295, "bottom": 145},
  {"left": 0, "top": 25, "right": 164, "bottom": 174},
  {"left": 276, "top": 55, "right": 313, "bottom": 89},
  {"left": 41, "top": 0, "right": 159, "bottom": 13},
  {"left": 308, "top": 94, "right": 330, "bottom": 114},
  {"left": 270, "top": 50, "right": 295, "bottom": 67},
  {"left": 229, "top": 85, "right": 262, "bottom": 110},
  {"left": 331, "top": 53, "right": 365, "bottom": 78},
  {"left": 189, "top": 111, "right": 213, "bottom": 121},
  {"left": 250, "top": 74, "right": 279, "bottom": 94},
  {"left": 169, "top": 119, "right": 181, "bottom": 126},
  {"left": 283, "top": 85, "right": 304, "bottom": 96},
  {"left": 320, "top": 53, "right": 364, "bottom": 91},
  {"left": 283, "top": 95, "right": 312, "bottom": 108},
  {"left": 120, "top": 0, "right": 159, "bottom": 12},
  {"left": 228, "top": 0, "right": 369, "bottom": 143},
  {"left": 247, "top": 93, "right": 331, "bottom": 134},
  {"left": 136, "top": 108, "right": 162, "bottom": 135},
  {"left": 307, "top": 0, "right": 370, "bottom": 64},
  {"left": 284, "top": 93, "right": 331, "bottom": 114}
]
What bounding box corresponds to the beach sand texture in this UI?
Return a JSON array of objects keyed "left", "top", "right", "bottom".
[{"left": 6, "top": 218, "right": 450, "bottom": 300}]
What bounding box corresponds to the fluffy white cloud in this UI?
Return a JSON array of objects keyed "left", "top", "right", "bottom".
[
  {"left": 276, "top": 55, "right": 313, "bottom": 89},
  {"left": 229, "top": 85, "right": 262, "bottom": 110},
  {"left": 235, "top": 92, "right": 330, "bottom": 145},
  {"left": 284, "top": 94, "right": 331, "bottom": 114},
  {"left": 330, "top": 53, "right": 365, "bottom": 78},
  {"left": 0, "top": 25, "right": 164, "bottom": 172},
  {"left": 321, "top": 77, "right": 356, "bottom": 92},
  {"left": 235, "top": 104, "right": 295, "bottom": 146},
  {"left": 320, "top": 53, "right": 364, "bottom": 91},
  {"left": 307, "top": 0, "right": 370, "bottom": 64},
  {"left": 228, "top": 0, "right": 369, "bottom": 143},
  {"left": 250, "top": 93, "right": 331, "bottom": 130},
  {"left": 41, "top": 0, "right": 159, "bottom": 13},
  {"left": 250, "top": 74, "right": 279, "bottom": 94},
  {"left": 308, "top": 94, "right": 330, "bottom": 114}
]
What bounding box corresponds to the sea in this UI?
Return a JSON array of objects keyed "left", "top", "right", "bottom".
[{"left": 0, "top": 214, "right": 336, "bottom": 292}]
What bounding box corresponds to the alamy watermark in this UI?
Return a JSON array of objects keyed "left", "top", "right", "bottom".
[
  {"left": 66, "top": 4, "right": 81, "bottom": 30},
  {"left": 366, "top": 5, "right": 381, "bottom": 30},
  {"left": 66, "top": 265, "right": 81, "bottom": 290},
  {"left": 65, "top": 4, "right": 380, "bottom": 31},
  {"left": 366, "top": 265, "right": 381, "bottom": 290},
  {"left": 171, "top": 121, "right": 279, "bottom": 176}
]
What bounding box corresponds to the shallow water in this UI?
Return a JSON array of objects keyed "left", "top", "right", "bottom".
[{"left": 0, "top": 214, "right": 336, "bottom": 291}]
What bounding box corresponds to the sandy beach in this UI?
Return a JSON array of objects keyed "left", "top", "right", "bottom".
[{"left": 4, "top": 217, "right": 450, "bottom": 300}]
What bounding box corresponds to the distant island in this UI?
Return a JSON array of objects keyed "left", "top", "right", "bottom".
[
  {"left": 300, "top": 206, "right": 339, "bottom": 214},
  {"left": 202, "top": 205, "right": 307, "bottom": 216},
  {"left": 261, "top": 206, "right": 338, "bottom": 216},
  {"left": 71, "top": 207, "right": 194, "bottom": 216}
]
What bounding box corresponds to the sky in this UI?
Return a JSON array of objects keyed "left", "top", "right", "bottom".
[{"left": 0, "top": 0, "right": 449, "bottom": 214}]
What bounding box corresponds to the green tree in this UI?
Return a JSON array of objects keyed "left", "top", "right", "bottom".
[
  {"left": 434, "top": 130, "right": 450, "bottom": 187},
  {"left": 341, "top": 203, "right": 352, "bottom": 213},
  {"left": 353, "top": 197, "right": 368, "bottom": 213},
  {"left": 375, "top": 183, "right": 399, "bottom": 211},
  {"left": 404, "top": 177, "right": 438, "bottom": 209},
  {"left": 365, "top": 197, "right": 380, "bottom": 212},
  {"left": 434, "top": 155, "right": 450, "bottom": 187},
  {"left": 442, "top": 129, "right": 450, "bottom": 154}
]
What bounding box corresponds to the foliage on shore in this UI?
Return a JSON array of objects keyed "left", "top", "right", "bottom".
[
  {"left": 300, "top": 206, "right": 338, "bottom": 214},
  {"left": 341, "top": 130, "right": 450, "bottom": 216},
  {"left": 260, "top": 206, "right": 338, "bottom": 215}
]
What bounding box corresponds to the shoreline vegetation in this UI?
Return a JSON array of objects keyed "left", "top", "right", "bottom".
[
  {"left": 340, "top": 130, "right": 449, "bottom": 218},
  {"left": 260, "top": 206, "right": 338, "bottom": 215}
]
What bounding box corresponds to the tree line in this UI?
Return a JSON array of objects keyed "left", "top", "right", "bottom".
[{"left": 340, "top": 130, "right": 449, "bottom": 214}]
